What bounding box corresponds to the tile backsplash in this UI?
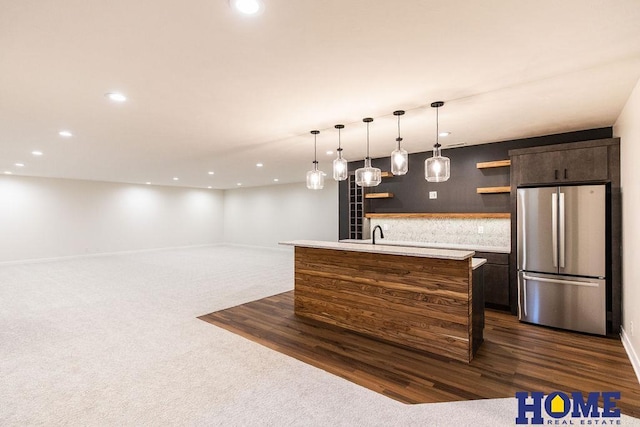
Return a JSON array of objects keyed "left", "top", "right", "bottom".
[{"left": 369, "top": 217, "right": 510, "bottom": 249}]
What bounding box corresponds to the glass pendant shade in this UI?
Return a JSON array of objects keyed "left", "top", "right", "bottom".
[
  {"left": 333, "top": 153, "right": 348, "bottom": 181},
  {"left": 306, "top": 130, "right": 324, "bottom": 190},
  {"left": 355, "top": 118, "right": 381, "bottom": 187},
  {"left": 355, "top": 157, "right": 381, "bottom": 187},
  {"left": 425, "top": 146, "right": 450, "bottom": 182},
  {"left": 306, "top": 164, "right": 325, "bottom": 189},
  {"left": 391, "top": 147, "right": 408, "bottom": 175},
  {"left": 425, "top": 101, "right": 450, "bottom": 182},
  {"left": 332, "top": 124, "right": 348, "bottom": 181},
  {"left": 391, "top": 110, "right": 408, "bottom": 176}
]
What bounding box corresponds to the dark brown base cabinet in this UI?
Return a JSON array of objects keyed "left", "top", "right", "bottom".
[
  {"left": 476, "top": 252, "right": 510, "bottom": 310},
  {"left": 509, "top": 138, "right": 621, "bottom": 335}
]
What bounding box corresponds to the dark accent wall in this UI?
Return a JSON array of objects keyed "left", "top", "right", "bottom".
[{"left": 338, "top": 127, "right": 612, "bottom": 239}]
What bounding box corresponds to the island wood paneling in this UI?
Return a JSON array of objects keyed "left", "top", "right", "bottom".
[
  {"left": 198, "top": 291, "right": 640, "bottom": 417},
  {"left": 294, "top": 246, "right": 476, "bottom": 362}
]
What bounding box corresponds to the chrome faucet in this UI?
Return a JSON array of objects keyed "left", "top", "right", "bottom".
[{"left": 372, "top": 225, "right": 384, "bottom": 244}]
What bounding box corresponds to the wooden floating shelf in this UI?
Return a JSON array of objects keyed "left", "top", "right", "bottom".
[
  {"left": 476, "top": 159, "right": 511, "bottom": 169},
  {"left": 476, "top": 186, "right": 511, "bottom": 194},
  {"left": 365, "top": 212, "right": 510, "bottom": 219},
  {"left": 365, "top": 192, "right": 394, "bottom": 199}
]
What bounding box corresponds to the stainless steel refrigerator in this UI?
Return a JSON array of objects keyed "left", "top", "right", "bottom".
[{"left": 517, "top": 184, "right": 607, "bottom": 335}]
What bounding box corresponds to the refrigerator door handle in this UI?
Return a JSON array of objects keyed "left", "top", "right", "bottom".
[
  {"left": 518, "top": 274, "right": 527, "bottom": 317},
  {"left": 551, "top": 194, "right": 558, "bottom": 267},
  {"left": 523, "top": 279, "right": 527, "bottom": 317},
  {"left": 521, "top": 274, "right": 600, "bottom": 288},
  {"left": 559, "top": 192, "right": 565, "bottom": 268}
]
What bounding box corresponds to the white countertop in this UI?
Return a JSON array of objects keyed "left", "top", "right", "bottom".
[
  {"left": 339, "top": 238, "right": 510, "bottom": 254},
  {"left": 279, "top": 239, "right": 476, "bottom": 261},
  {"left": 472, "top": 258, "right": 487, "bottom": 269}
]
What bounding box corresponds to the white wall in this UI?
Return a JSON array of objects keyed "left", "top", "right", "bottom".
[
  {"left": 614, "top": 76, "right": 640, "bottom": 379},
  {"left": 0, "top": 176, "right": 225, "bottom": 262},
  {"left": 223, "top": 181, "right": 338, "bottom": 248}
]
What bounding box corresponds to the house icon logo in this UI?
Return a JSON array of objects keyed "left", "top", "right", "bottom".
[{"left": 550, "top": 394, "right": 565, "bottom": 415}]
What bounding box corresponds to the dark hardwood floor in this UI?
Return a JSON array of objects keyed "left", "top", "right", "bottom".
[{"left": 198, "top": 291, "right": 640, "bottom": 417}]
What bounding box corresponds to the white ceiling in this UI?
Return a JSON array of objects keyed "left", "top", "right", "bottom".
[{"left": 1, "top": 0, "right": 640, "bottom": 189}]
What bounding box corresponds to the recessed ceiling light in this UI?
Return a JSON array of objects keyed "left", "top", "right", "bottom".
[
  {"left": 145, "top": 182, "right": 151, "bottom": 185},
  {"left": 237, "top": 183, "right": 242, "bottom": 186},
  {"left": 208, "top": 171, "right": 215, "bottom": 175},
  {"left": 4, "top": 171, "right": 13, "bottom": 175},
  {"left": 326, "top": 150, "right": 334, "bottom": 155},
  {"left": 59, "top": 130, "right": 73, "bottom": 137},
  {"left": 439, "top": 131, "right": 451, "bottom": 137},
  {"left": 207, "top": 186, "right": 212, "bottom": 189},
  {"left": 273, "top": 178, "right": 279, "bottom": 182},
  {"left": 105, "top": 92, "right": 127, "bottom": 102},
  {"left": 15, "top": 163, "right": 24, "bottom": 167},
  {"left": 230, "top": 0, "right": 262, "bottom": 15},
  {"left": 256, "top": 163, "right": 263, "bottom": 167},
  {"left": 31, "top": 151, "right": 43, "bottom": 156},
  {"left": 173, "top": 177, "right": 179, "bottom": 181}
]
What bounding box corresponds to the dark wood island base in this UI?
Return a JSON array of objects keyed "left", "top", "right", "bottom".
[{"left": 284, "top": 241, "right": 484, "bottom": 363}]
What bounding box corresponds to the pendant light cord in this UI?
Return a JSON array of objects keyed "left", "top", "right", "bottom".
[
  {"left": 362, "top": 117, "right": 373, "bottom": 160},
  {"left": 435, "top": 106, "right": 441, "bottom": 149},
  {"left": 366, "top": 121, "right": 370, "bottom": 159},
  {"left": 334, "top": 124, "right": 344, "bottom": 159},
  {"left": 397, "top": 114, "right": 402, "bottom": 150},
  {"left": 311, "top": 130, "right": 320, "bottom": 169}
]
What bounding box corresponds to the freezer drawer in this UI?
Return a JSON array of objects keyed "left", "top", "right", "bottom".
[{"left": 518, "top": 272, "right": 606, "bottom": 335}]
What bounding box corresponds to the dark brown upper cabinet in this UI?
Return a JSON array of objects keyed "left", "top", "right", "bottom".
[{"left": 516, "top": 145, "right": 609, "bottom": 186}]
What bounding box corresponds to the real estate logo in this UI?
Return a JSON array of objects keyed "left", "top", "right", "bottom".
[{"left": 515, "top": 391, "right": 621, "bottom": 425}]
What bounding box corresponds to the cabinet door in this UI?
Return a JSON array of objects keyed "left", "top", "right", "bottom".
[
  {"left": 483, "top": 264, "right": 510, "bottom": 307},
  {"left": 476, "top": 252, "right": 509, "bottom": 308},
  {"left": 517, "top": 151, "right": 562, "bottom": 185},
  {"left": 560, "top": 146, "right": 608, "bottom": 182}
]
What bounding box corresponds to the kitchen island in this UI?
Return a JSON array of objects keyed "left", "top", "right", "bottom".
[{"left": 280, "top": 240, "right": 486, "bottom": 363}]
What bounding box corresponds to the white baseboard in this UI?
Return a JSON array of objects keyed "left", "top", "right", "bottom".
[
  {"left": 0, "top": 243, "right": 224, "bottom": 266},
  {"left": 620, "top": 326, "right": 640, "bottom": 385}
]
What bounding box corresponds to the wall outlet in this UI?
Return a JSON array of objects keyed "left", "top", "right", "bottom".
[
  {"left": 382, "top": 224, "right": 389, "bottom": 231},
  {"left": 429, "top": 191, "right": 437, "bottom": 199},
  {"left": 478, "top": 226, "right": 484, "bottom": 234}
]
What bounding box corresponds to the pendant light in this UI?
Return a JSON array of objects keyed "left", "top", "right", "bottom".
[
  {"left": 332, "top": 124, "right": 348, "bottom": 181},
  {"left": 306, "top": 130, "right": 325, "bottom": 190},
  {"left": 391, "top": 110, "right": 408, "bottom": 175},
  {"left": 425, "top": 101, "right": 450, "bottom": 182},
  {"left": 355, "top": 118, "right": 381, "bottom": 187}
]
